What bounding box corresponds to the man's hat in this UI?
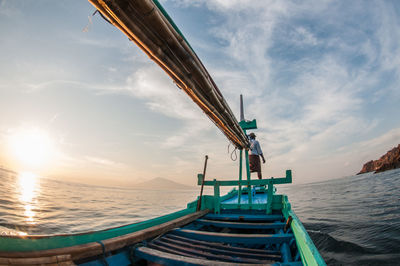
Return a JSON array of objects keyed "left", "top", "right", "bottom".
[{"left": 249, "top": 132, "right": 256, "bottom": 138}]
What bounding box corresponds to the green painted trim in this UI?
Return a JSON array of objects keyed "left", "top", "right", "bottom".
[
  {"left": 198, "top": 171, "right": 292, "bottom": 186},
  {"left": 213, "top": 179, "right": 221, "bottom": 214},
  {"left": 0, "top": 207, "right": 196, "bottom": 252},
  {"left": 282, "top": 196, "right": 326, "bottom": 265},
  {"left": 152, "top": 0, "right": 195, "bottom": 53},
  {"left": 239, "top": 119, "right": 257, "bottom": 130},
  {"left": 266, "top": 181, "right": 273, "bottom": 214}
]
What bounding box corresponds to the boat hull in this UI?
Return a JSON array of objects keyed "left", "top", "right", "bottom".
[{"left": 0, "top": 189, "right": 325, "bottom": 265}]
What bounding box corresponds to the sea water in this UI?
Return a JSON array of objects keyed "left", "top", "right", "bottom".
[{"left": 0, "top": 168, "right": 399, "bottom": 265}]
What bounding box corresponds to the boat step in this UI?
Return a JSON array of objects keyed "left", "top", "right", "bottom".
[
  {"left": 171, "top": 229, "right": 294, "bottom": 244},
  {"left": 204, "top": 214, "right": 284, "bottom": 222},
  {"left": 135, "top": 246, "right": 273, "bottom": 266},
  {"left": 195, "top": 219, "right": 286, "bottom": 229}
]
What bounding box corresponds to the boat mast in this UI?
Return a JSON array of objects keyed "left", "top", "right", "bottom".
[
  {"left": 240, "top": 94, "right": 245, "bottom": 122},
  {"left": 238, "top": 94, "right": 258, "bottom": 204}
]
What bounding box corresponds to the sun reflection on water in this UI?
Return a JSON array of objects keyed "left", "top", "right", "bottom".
[{"left": 18, "top": 172, "right": 40, "bottom": 225}]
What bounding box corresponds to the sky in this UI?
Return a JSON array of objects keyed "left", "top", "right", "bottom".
[{"left": 0, "top": 0, "right": 399, "bottom": 186}]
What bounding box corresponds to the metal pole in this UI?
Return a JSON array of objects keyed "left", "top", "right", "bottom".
[
  {"left": 197, "top": 155, "right": 209, "bottom": 211},
  {"left": 238, "top": 149, "right": 243, "bottom": 204},
  {"left": 240, "top": 94, "right": 245, "bottom": 122}
]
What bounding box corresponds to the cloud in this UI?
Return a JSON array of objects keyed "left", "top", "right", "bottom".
[
  {"left": 164, "top": 0, "right": 400, "bottom": 182},
  {"left": 21, "top": 79, "right": 99, "bottom": 92},
  {"left": 125, "top": 65, "right": 200, "bottom": 120},
  {"left": 84, "top": 156, "right": 126, "bottom": 168},
  {"left": 122, "top": 65, "right": 215, "bottom": 149},
  {"left": 0, "top": 0, "right": 22, "bottom": 17}
]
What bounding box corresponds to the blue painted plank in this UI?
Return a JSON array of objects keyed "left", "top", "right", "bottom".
[
  {"left": 204, "top": 213, "right": 284, "bottom": 221},
  {"left": 195, "top": 219, "right": 285, "bottom": 229},
  {"left": 78, "top": 249, "right": 131, "bottom": 266},
  {"left": 272, "top": 262, "right": 303, "bottom": 266},
  {"left": 280, "top": 242, "right": 293, "bottom": 263},
  {"left": 171, "top": 229, "right": 294, "bottom": 245},
  {"left": 222, "top": 192, "right": 267, "bottom": 204}
]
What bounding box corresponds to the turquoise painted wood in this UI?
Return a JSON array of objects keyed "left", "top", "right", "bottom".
[
  {"left": 282, "top": 195, "right": 326, "bottom": 265},
  {"left": 238, "top": 149, "right": 243, "bottom": 204},
  {"left": 239, "top": 119, "right": 257, "bottom": 130},
  {"left": 197, "top": 170, "right": 292, "bottom": 186}
]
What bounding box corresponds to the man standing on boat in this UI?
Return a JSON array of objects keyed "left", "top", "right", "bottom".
[{"left": 248, "top": 132, "right": 266, "bottom": 179}]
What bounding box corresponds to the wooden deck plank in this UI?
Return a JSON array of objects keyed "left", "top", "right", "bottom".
[
  {"left": 150, "top": 240, "right": 275, "bottom": 264},
  {"left": 164, "top": 234, "right": 281, "bottom": 255},
  {"left": 158, "top": 236, "right": 281, "bottom": 260},
  {"left": 147, "top": 242, "right": 206, "bottom": 259},
  {"left": 135, "top": 247, "right": 271, "bottom": 266}
]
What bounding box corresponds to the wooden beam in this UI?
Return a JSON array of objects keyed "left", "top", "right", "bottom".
[{"left": 0, "top": 254, "right": 73, "bottom": 265}]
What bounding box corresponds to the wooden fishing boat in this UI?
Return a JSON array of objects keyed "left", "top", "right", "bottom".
[
  {"left": 0, "top": 0, "right": 326, "bottom": 265},
  {"left": 0, "top": 181, "right": 324, "bottom": 265}
]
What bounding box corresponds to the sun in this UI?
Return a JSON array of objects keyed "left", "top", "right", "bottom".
[{"left": 8, "top": 128, "right": 54, "bottom": 169}]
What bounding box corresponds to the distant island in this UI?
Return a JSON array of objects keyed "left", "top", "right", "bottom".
[
  {"left": 132, "top": 177, "right": 196, "bottom": 190},
  {"left": 358, "top": 144, "right": 400, "bottom": 174}
]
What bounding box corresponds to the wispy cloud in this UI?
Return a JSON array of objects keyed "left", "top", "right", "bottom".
[
  {"left": 165, "top": 0, "right": 400, "bottom": 182},
  {"left": 84, "top": 156, "right": 126, "bottom": 168},
  {"left": 0, "top": 0, "right": 22, "bottom": 17}
]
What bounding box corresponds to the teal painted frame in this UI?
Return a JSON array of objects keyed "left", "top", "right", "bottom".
[{"left": 197, "top": 170, "right": 292, "bottom": 214}]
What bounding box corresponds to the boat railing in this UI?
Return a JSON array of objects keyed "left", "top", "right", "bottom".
[{"left": 197, "top": 170, "right": 292, "bottom": 214}]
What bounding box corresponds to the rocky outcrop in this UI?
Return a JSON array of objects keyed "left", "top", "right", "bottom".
[{"left": 358, "top": 144, "right": 400, "bottom": 174}]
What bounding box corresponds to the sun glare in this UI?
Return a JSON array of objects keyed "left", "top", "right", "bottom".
[
  {"left": 9, "top": 128, "right": 54, "bottom": 169},
  {"left": 18, "top": 171, "right": 39, "bottom": 225}
]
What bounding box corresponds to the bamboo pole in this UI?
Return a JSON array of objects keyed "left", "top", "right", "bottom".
[{"left": 88, "top": 0, "right": 249, "bottom": 149}]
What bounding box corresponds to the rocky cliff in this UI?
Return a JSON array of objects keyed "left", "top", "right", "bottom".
[{"left": 358, "top": 144, "right": 400, "bottom": 174}]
